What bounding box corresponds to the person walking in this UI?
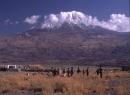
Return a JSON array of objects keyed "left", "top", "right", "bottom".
[{"left": 99, "top": 66, "right": 103, "bottom": 78}]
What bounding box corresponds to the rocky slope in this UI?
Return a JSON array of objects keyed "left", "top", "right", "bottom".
[{"left": 0, "top": 24, "right": 129, "bottom": 66}]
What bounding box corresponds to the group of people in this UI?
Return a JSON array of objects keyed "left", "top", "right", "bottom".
[
  {"left": 51, "top": 67, "right": 74, "bottom": 77},
  {"left": 50, "top": 66, "right": 103, "bottom": 78}
]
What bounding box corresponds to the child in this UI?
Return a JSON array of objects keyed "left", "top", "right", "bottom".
[
  {"left": 62, "top": 69, "right": 66, "bottom": 77},
  {"left": 67, "top": 68, "right": 70, "bottom": 77}
]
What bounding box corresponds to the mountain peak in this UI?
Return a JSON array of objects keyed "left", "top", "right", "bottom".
[
  {"left": 34, "top": 11, "right": 94, "bottom": 29},
  {"left": 32, "top": 11, "right": 129, "bottom": 32}
]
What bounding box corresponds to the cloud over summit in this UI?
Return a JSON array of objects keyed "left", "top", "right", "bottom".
[{"left": 42, "top": 11, "right": 129, "bottom": 32}]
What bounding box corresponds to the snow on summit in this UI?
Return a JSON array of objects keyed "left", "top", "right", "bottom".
[{"left": 35, "top": 11, "right": 129, "bottom": 32}]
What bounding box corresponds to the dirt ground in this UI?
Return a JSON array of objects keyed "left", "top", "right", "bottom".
[{"left": 0, "top": 68, "right": 130, "bottom": 95}]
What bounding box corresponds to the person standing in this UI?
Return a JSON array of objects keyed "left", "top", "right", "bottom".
[
  {"left": 77, "top": 67, "right": 81, "bottom": 74},
  {"left": 53, "top": 68, "right": 57, "bottom": 77},
  {"left": 99, "top": 66, "right": 103, "bottom": 78},
  {"left": 62, "top": 69, "right": 66, "bottom": 77},
  {"left": 57, "top": 68, "right": 60, "bottom": 76},
  {"left": 59, "top": 68, "right": 62, "bottom": 76},
  {"left": 67, "top": 68, "right": 70, "bottom": 77},
  {"left": 82, "top": 69, "right": 85, "bottom": 77},
  {"left": 51, "top": 66, "right": 54, "bottom": 76},
  {"left": 71, "top": 67, "right": 74, "bottom": 76},
  {"left": 86, "top": 67, "right": 90, "bottom": 76},
  {"left": 96, "top": 68, "right": 99, "bottom": 75}
]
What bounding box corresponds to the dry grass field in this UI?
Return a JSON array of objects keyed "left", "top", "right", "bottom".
[{"left": 0, "top": 71, "right": 130, "bottom": 95}]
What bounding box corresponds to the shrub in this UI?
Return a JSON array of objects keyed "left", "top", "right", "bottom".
[{"left": 0, "top": 72, "right": 129, "bottom": 94}]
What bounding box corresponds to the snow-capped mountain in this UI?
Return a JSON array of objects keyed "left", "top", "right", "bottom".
[
  {"left": 32, "top": 11, "right": 129, "bottom": 32},
  {"left": 34, "top": 11, "right": 90, "bottom": 29},
  {"left": 0, "top": 11, "right": 129, "bottom": 65}
]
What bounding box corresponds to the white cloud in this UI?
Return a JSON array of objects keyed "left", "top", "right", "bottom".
[
  {"left": 15, "top": 21, "right": 19, "bottom": 24},
  {"left": 24, "top": 15, "right": 41, "bottom": 24},
  {"left": 99, "top": 14, "right": 129, "bottom": 32},
  {"left": 4, "top": 19, "right": 10, "bottom": 23},
  {"left": 4, "top": 19, "right": 19, "bottom": 25},
  {"left": 42, "top": 11, "right": 129, "bottom": 32},
  {"left": 10, "top": 22, "right": 13, "bottom": 25},
  {"left": 4, "top": 19, "right": 10, "bottom": 24}
]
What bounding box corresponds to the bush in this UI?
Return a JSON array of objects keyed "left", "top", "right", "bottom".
[{"left": 0, "top": 72, "right": 129, "bottom": 95}]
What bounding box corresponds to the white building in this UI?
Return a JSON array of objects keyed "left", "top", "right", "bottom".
[{"left": 7, "top": 65, "right": 17, "bottom": 68}]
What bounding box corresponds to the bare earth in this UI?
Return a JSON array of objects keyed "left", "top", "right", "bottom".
[{"left": 0, "top": 69, "right": 130, "bottom": 95}]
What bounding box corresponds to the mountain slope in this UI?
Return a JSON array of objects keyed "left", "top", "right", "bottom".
[{"left": 0, "top": 23, "right": 129, "bottom": 66}]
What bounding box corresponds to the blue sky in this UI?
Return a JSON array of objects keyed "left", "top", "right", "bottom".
[{"left": 0, "top": 0, "right": 129, "bottom": 36}]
